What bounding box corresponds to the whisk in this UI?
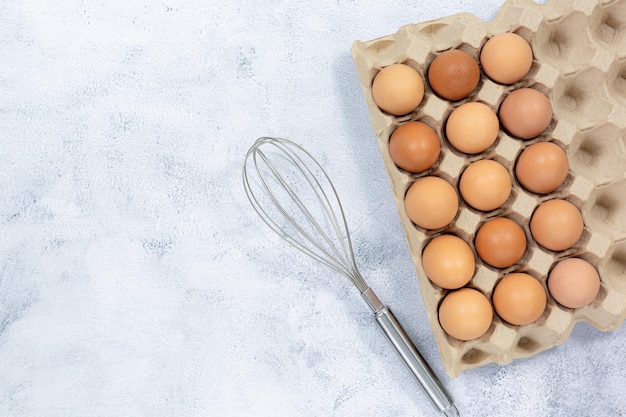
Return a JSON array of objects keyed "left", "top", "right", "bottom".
[{"left": 243, "top": 137, "right": 459, "bottom": 417}]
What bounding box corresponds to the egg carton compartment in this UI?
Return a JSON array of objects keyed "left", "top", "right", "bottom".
[{"left": 352, "top": 0, "right": 626, "bottom": 377}]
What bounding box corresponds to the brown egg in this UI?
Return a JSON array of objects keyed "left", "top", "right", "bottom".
[
  {"left": 404, "top": 176, "right": 458, "bottom": 230},
  {"left": 438, "top": 288, "right": 493, "bottom": 341},
  {"left": 492, "top": 273, "right": 547, "bottom": 326},
  {"left": 459, "top": 159, "right": 512, "bottom": 211},
  {"left": 480, "top": 32, "right": 533, "bottom": 84},
  {"left": 548, "top": 258, "right": 600, "bottom": 309},
  {"left": 428, "top": 49, "right": 480, "bottom": 101},
  {"left": 499, "top": 88, "right": 552, "bottom": 139},
  {"left": 446, "top": 102, "right": 500, "bottom": 154},
  {"left": 372, "top": 63, "right": 425, "bottom": 116},
  {"left": 475, "top": 217, "right": 526, "bottom": 268},
  {"left": 530, "top": 199, "right": 584, "bottom": 251},
  {"left": 422, "top": 234, "right": 475, "bottom": 289},
  {"left": 516, "top": 141, "right": 569, "bottom": 194},
  {"left": 389, "top": 121, "right": 440, "bottom": 173}
]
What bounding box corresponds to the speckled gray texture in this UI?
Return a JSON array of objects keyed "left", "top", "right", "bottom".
[{"left": 0, "top": 1, "right": 624, "bottom": 416}]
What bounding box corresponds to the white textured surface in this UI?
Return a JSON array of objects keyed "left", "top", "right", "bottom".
[{"left": 1, "top": 1, "right": 625, "bottom": 416}]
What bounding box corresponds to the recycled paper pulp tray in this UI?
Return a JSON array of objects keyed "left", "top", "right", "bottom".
[{"left": 352, "top": 0, "right": 626, "bottom": 377}]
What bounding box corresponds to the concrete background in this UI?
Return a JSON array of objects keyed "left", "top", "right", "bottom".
[{"left": 1, "top": 0, "right": 625, "bottom": 416}]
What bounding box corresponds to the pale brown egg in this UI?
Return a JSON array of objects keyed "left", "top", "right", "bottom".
[
  {"left": 404, "top": 176, "right": 458, "bottom": 230},
  {"left": 480, "top": 32, "right": 533, "bottom": 84},
  {"left": 428, "top": 49, "right": 480, "bottom": 101},
  {"left": 499, "top": 88, "right": 552, "bottom": 139},
  {"left": 530, "top": 199, "right": 583, "bottom": 251},
  {"left": 446, "top": 102, "right": 499, "bottom": 154},
  {"left": 515, "top": 141, "right": 569, "bottom": 194},
  {"left": 422, "top": 234, "right": 475, "bottom": 289},
  {"left": 459, "top": 159, "right": 512, "bottom": 211},
  {"left": 475, "top": 217, "right": 526, "bottom": 268},
  {"left": 492, "top": 273, "right": 547, "bottom": 326},
  {"left": 548, "top": 258, "right": 601, "bottom": 309},
  {"left": 439, "top": 288, "right": 493, "bottom": 341},
  {"left": 389, "top": 121, "right": 440, "bottom": 173},
  {"left": 372, "top": 63, "right": 425, "bottom": 116}
]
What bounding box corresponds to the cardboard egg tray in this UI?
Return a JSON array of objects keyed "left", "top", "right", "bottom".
[{"left": 352, "top": 0, "right": 626, "bottom": 377}]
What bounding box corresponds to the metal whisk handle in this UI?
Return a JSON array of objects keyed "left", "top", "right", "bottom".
[{"left": 362, "top": 289, "right": 459, "bottom": 417}]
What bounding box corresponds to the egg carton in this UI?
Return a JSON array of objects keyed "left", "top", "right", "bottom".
[{"left": 351, "top": 0, "right": 626, "bottom": 377}]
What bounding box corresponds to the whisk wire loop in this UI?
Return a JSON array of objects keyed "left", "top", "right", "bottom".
[
  {"left": 243, "top": 137, "right": 368, "bottom": 292},
  {"left": 257, "top": 143, "right": 348, "bottom": 268}
]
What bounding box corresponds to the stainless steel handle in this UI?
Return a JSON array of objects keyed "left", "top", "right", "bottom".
[
  {"left": 362, "top": 289, "right": 459, "bottom": 416},
  {"left": 375, "top": 307, "right": 459, "bottom": 416},
  {"left": 376, "top": 307, "right": 459, "bottom": 416}
]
